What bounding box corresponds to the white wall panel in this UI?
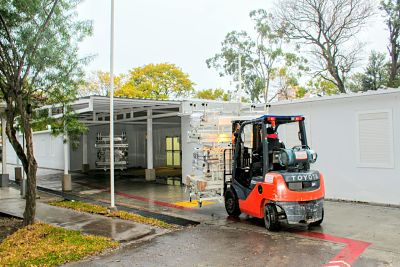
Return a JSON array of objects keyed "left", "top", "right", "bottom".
[
  {"left": 6, "top": 130, "right": 64, "bottom": 170},
  {"left": 270, "top": 92, "right": 400, "bottom": 205}
]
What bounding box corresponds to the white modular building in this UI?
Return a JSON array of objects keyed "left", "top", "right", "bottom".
[
  {"left": 266, "top": 88, "right": 400, "bottom": 205},
  {"left": 5, "top": 89, "right": 400, "bottom": 205}
]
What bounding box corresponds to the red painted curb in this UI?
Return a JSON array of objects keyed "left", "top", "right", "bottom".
[
  {"left": 114, "top": 191, "right": 193, "bottom": 211},
  {"left": 296, "top": 232, "right": 371, "bottom": 267},
  {"left": 74, "top": 180, "right": 193, "bottom": 210}
]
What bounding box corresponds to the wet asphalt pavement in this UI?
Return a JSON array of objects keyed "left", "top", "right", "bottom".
[
  {"left": 31, "top": 173, "right": 400, "bottom": 267},
  {"left": 68, "top": 223, "right": 338, "bottom": 267},
  {"left": 67, "top": 222, "right": 387, "bottom": 267}
]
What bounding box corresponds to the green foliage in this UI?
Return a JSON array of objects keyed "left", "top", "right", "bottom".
[
  {"left": 50, "top": 200, "right": 175, "bottom": 229},
  {"left": 362, "top": 51, "right": 388, "bottom": 90},
  {"left": 0, "top": 1, "right": 91, "bottom": 152},
  {"left": 307, "top": 77, "right": 339, "bottom": 96},
  {"left": 0, "top": 223, "right": 118, "bottom": 266},
  {"left": 295, "top": 87, "right": 307, "bottom": 98},
  {"left": 240, "top": 96, "right": 251, "bottom": 103},
  {"left": 271, "top": 61, "right": 308, "bottom": 100},
  {"left": 0, "top": 0, "right": 92, "bottom": 103},
  {"left": 195, "top": 88, "right": 230, "bottom": 101},
  {"left": 347, "top": 51, "right": 388, "bottom": 92},
  {"left": 381, "top": 0, "right": 400, "bottom": 87},
  {"left": 206, "top": 9, "right": 305, "bottom": 103},
  {"left": 80, "top": 71, "right": 123, "bottom": 97},
  {"left": 346, "top": 73, "right": 365, "bottom": 92},
  {"left": 115, "top": 63, "right": 194, "bottom": 100}
]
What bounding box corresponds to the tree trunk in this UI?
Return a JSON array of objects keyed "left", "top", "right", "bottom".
[
  {"left": 327, "top": 63, "right": 346, "bottom": 93},
  {"left": 264, "top": 78, "right": 270, "bottom": 103},
  {"left": 335, "top": 76, "right": 346, "bottom": 93},
  {"left": 4, "top": 97, "right": 38, "bottom": 226},
  {"left": 22, "top": 130, "right": 38, "bottom": 226},
  {"left": 388, "top": 38, "right": 398, "bottom": 87}
]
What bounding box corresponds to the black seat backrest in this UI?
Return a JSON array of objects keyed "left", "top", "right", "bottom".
[{"left": 268, "top": 138, "right": 282, "bottom": 152}]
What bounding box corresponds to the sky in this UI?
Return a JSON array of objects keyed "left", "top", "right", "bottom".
[{"left": 77, "top": 0, "right": 388, "bottom": 92}]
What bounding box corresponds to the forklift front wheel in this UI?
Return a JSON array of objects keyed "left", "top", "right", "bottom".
[
  {"left": 264, "top": 204, "right": 280, "bottom": 231},
  {"left": 224, "top": 188, "right": 241, "bottom": 217}
]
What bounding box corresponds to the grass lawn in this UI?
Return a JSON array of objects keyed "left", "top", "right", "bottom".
[
  {"left": 50, "top": 200, "right": 175, "bottom": 229},
  {"left": 0, "top": 223, "right": 118, "bottom": 267}
]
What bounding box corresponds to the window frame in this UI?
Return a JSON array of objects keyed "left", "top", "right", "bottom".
[{"left": 166, "top": 136, "right": 181, "bottom": 167}]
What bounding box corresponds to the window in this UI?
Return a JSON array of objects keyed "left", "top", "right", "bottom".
[
  {"left": 166, "top": 136, "right": 180, "bottom": 166},
  {"left": 357, "top": 110, "right": 394, "bottom": 168}
]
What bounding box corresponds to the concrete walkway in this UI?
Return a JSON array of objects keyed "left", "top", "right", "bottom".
[{"left": 0, "top": 187, "right": 155, "bottom": 242}]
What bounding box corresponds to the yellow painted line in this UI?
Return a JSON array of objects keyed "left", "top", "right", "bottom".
[{"left": 173, "top": 200, "right": 215, "bottom": 208}]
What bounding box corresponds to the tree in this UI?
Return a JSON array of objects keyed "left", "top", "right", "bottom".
[
  {"left": 307, "top": 77, "right": 339, "bottom": 96},
  {"left": 115, "top": 63, "right": 194, "bottom": 100},
  {"left": 270, "top": 67, "right": 303, "bottom": 101},
  {"left": 206, "top": 30, "right": 262, "bottom": 102},
  {"left": 194, "top": 88, "right": 230, "bottom": 101},
  {"left": 207, "top": 10, "right": 304, "bottom": 103},
  {"left": 362, "top": 51, "right": 387, "bottom": 90},
  {"left": 346, "top": 73, "right": 365, "bottom": 92},
  {"left": 0, "top": 0, "right": 91, "bottom": 225},
  {"left": 80, "top": 71, "right": 123, "bottom": 97},
  {"left": 381, "top": 0, "right": 400, "bottom": 87},
  {"left": 276, "top": 0, "right": 374, "bottom": 93},
  {"left": 347, "top": 51, "right": 388, "bottom": 92}
]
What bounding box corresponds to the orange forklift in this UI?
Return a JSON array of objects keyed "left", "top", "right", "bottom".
[{"left": 224, "top": 115, "right": 325, "bottom": 231}]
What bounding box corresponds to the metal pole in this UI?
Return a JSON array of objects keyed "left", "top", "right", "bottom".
[
  {"left": 238, "top": 52, "right": 242, "bottom": 102},
  {"left": 109, "top": 0, "right": 115, "bottom": 208}
]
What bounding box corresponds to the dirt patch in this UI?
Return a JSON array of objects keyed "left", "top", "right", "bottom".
[{"left": 0, "top": 215, "right": 23, "bottom": 242}]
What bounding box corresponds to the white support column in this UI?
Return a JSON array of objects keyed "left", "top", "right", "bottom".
[
  {"left": 82, "top": 134, "right": 89, "bottom": 173},
  {"left": 0, "top": 116, "right": 9, "bottom": 187},
  {"left": 62, "top": 107, "right": 71, "bottom": 191},
  {"left": 145, "top": 109, "right": 155, "bottom": 181},
  {"left": 63, "top": 133, "right": 70, "bottom": 175},
  {"left": 14, "top": 130, "right": 22, "bottom": 186}
]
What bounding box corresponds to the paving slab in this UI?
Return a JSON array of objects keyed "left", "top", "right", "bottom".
[{"left": 0, "top": 187, "right": 155, "bottom": 242}]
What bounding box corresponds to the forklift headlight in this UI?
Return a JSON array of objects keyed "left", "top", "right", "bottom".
[
  {"left": 264, "top": 174, "right": 274, "bottom": 183},
  {"left": 277, "top": 183, "right": 286, "bottom": 192}
]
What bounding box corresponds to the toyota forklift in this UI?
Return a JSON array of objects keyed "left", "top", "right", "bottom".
[{"left": 224, "top": 115, "right": 325, "bottom": 231}]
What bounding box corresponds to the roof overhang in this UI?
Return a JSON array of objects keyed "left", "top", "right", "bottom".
[{"left": 41, "top": 96, "right": 182, "bottom": 126}]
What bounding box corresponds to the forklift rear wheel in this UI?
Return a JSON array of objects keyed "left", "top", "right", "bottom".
[
  {"left": 224, "top": 188, "right": 241, "bottom": 217},
  {"left": 309, "top": 208, "right": 324, "bottom": 227},
  {"left": 264, "top": 204, "right": 280, "bottom": 231}
]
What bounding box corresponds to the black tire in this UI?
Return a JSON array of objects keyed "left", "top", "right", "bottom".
[
  {"left": 224, "top": 188, "right": 241, "bottom": 217},
  {"left": 309, "top": 208, "right": 324, "bottom": 227},
  {"left": 264, "top": 204, "right": 280, "bottom": 231}
]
